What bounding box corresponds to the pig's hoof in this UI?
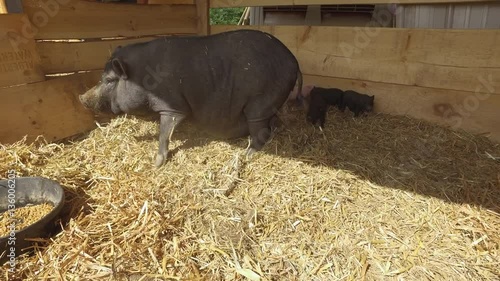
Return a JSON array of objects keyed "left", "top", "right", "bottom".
[
  {"left": 245, "top": 148, "right": 257, "bottom": 161},
  {"left": 154, "top": 154, "right": 167, "bottom": 168}
]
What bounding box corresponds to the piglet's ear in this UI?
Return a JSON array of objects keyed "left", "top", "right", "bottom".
[{"left": 111, "top": 58, "right": 128, "bottom": 80}]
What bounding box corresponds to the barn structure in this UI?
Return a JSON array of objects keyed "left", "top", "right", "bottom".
[
  {"left": 248, "top": 2, "right": 500, "bottom": 28},
  {"left": 1, "top": 0, "right": 499, "bottom": 144},
  {"left": 0, "top": 0, "right": 499, "bottom": 280}
]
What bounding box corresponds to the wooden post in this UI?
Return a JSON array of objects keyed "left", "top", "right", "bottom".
[
  {"left": 0, "top": 0, "right": 8, "bottom": 13},
  {"left": 305, "top": 5, "right": 321, "bottom": 26},
  {"left": 196, "top": 0, "right": 209, "bottom": 35}
]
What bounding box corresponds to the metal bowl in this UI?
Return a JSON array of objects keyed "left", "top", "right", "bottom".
[{"left": 0, "top": 177, "right": 65, "bottom": 265}]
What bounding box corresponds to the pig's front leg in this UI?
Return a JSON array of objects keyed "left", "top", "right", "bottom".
[{"left": 155, "top": 112, "right": 187, "bottom": 167}]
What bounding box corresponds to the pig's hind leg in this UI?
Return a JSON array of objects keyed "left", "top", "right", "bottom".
[
  {"left": 243, "top": 96, "right": 286, "bottom": 159},
  {"left": 245, "top": 119, "right": 273, "bottom": 159}
]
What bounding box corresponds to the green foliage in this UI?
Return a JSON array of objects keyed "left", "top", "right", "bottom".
[{"left": 210, "top": 7, "right": 245, "bottom": 25}]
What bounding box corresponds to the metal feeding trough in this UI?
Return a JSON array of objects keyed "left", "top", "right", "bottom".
[{"left": 0, "top": 177, "right": 65, "bottom": 265}]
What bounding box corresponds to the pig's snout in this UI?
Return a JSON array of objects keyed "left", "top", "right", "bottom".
[
  {"left": 79, "top": 86, "right": 98, "bottom": 110},
  {"left": 78, "top": 94, "right": 87, "bottom": 107}
]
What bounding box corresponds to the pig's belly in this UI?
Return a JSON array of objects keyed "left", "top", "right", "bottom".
[{"left": 193, "top": 114, "right": 250, "bottom": 139}]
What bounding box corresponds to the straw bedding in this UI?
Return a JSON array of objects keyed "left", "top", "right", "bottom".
[{"left": 1, "top": 104, "right": 499, "bottom": 281}]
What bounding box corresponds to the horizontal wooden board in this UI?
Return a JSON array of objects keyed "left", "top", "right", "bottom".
[
  {"left": 302, "top": 74, "right": 500, "bottom": 143},
  {"left": 148, "top": 0, "right": 194, "bottom": 4},
  {"left": 0, "top": 71, "right": 101, "bottom": 144},
  {"left": 211, "top": 0, "right": 499, "bottom": 8},
  {"left": 22, "top": 0, "right": 197, "bottom": 39},
  {"left": 0, "top": 14, "right": 45, "bottom": 87},
  {"left": 211, "top": 25, "right": 500, "bottom": 67},
  {"left": 211, "top": 25, "right": 500, "bottom": 95},
  {"left": 36, "top": 37, "right": 157, "bottom": 74}
]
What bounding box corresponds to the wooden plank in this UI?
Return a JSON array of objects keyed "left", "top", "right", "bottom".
[
  {"left": 211, "top": 25, "right": 500, "bottom": 67},
  {"left": 297, "top": 50, "right": 500, "bottom": 96},
  {"left": 0, "top": 14, "right": 45, "bottom": 87},
  {"left": 22, "top": 0, "right": 197, "bottom": 39},
  {"left": 210, "top": 0, "right": 499, "bottom": 8},
  {"left": 211, "top": 25, "right": 500, "bottom": 95},
  {"left": 304, "top": 5, "right": 321, "bottom": 26},
  {"left": 148, "top": 0, "right": 194, "bottom": 4},
  {"left": 0, "top": 0, "right": 7, "bottom": 13},
  {"left": 303, "top": 74, "right": 500, "bottom": 143},
  {"left": 196, "top": 0, "right": 209, "bottom": 35},
  {"left": 0, "top": 72, "right": 101, "bottom": 144},
  {"left": 36, "top": 37, "right": 157, "bottom": 74}
]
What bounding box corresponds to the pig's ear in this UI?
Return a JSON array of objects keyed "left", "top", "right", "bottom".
[{"left": 111, "top": 58, "right": 128, "bottom": 80}]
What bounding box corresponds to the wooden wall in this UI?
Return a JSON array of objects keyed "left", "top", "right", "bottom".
[
  {"left": 209, "top": 1, "right": 500, "bottom": 143},
  {"left": 0, "top": 0, "right": 7, "bottom": 13},
  {"left": 1, "top": 0, "right": 499, "bottom": 145},
  {"left": 210, "top": 0, "right": 499, "bottom": 8},
  {"left": 0, "top": 0, "right": 206, "bottom": 144}
]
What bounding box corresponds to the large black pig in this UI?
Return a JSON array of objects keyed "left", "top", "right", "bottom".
[{"left": 79, "top": 30, "right": 303, "bottom": 167}]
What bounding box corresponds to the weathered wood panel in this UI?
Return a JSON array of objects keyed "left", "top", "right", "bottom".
[
  {"left": 148, "top": 0, "right": 194, "bottom": 4},
  {"left": 0, "top": 0, "right": 7, "bottom": 13},
  {"left": 0, "top": 72, "right": 100, "bottom": 144},
  {"left": 0, "top": 14, "right": 45, "bottom": 87},
  {"left": 211, "top": 0, "right": 499, "bottom": 8},
  {"left": 22, "top": 0, "right": 197, "bottom": 39},
  {"left": 303, "top": 74, "right": 500, "bottom": 143},
  {"left": 36, "top": 37, "right": 157, "bottom": 74},
  {"left": 211, "top": 25, "right": 500, "bottom": 95},
  {"left": 196, "top": 0, "right": 209, "bottom": 35}
]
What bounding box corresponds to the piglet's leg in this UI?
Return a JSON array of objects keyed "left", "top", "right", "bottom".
[
  {"left": 319, "top": 111, "right": 326, "bottom": 129},
  {"left": 155, "top": 112, "right": 186, "bottom": 168}
]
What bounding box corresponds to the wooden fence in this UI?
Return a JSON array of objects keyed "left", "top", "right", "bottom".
[
  {"left": 0, "top": 0, "right": 499, "bottom": 144},
  {"left": 209, "top": 0, "right": 499, "bottom": 7},
  {"left": 208, "top": 0, "right": 500, "bottom": 142},
  {"left": 0, "top": 0, "right": 206, "bottom": 144}
]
